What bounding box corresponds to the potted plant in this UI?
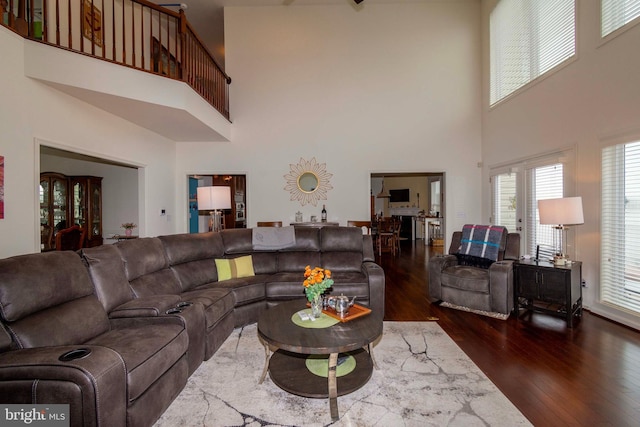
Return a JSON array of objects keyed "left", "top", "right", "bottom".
[{"left": 121, "top": 222, "right": 137, "bottom": 237}]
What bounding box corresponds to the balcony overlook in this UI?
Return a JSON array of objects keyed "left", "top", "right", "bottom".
[{"left": 2, "top": 0, "right": 232, "bottom": 142}]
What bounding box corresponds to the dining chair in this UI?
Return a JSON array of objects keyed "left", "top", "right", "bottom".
[
  {"left": 347, "top": 220, "right": 372, "bottom": 235},
  {"left": 393, "top": 218, "right": 402, "bottom": 255},
  {"left": 55, "top": 225, "right": 86, "bottom": 251},
  {"left": 376, "top": 217, "right": 397, "bottom": 256},
  {"left": 428, "top": 221, "right": 443, "bottom": 246}
]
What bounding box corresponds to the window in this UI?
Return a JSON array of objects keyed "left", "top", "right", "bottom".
[
  {"left": 490, "top": 0, "right": 576, "bottom": 105},
  {"left": 602, "top": 0, "right": 640, "bottom": 38},
  {"left": 601, "top": 141, "right": 640, "bottom": 315}
]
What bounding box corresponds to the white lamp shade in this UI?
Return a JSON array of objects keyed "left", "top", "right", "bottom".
[
  {"left": 197, "top": 186, "right": 231, "bottom": 210},
  {"left": 538, "top": 196, "right": 584, "bottom": 226}
]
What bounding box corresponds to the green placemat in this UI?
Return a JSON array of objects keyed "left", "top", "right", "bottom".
[
  {"left": 291, "top": 309, "right": 340, "bottom": 329},
  {"left": 305, "top": 354, "right": 356, "bottom": 378}
]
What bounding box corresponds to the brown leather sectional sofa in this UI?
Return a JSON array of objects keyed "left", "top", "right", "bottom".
[{"left": 0, "top": 226, "right": 384, "bottom": 427}]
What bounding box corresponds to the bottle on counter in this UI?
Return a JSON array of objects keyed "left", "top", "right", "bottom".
[{"left": 321, "top": 205, "right": 327, "bottom": 222}]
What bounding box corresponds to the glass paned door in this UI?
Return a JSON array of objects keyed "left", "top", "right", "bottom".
[
  {"left": 492, "top": 160, "right": 566, "bottom": 260},
  {"left": 492, "top": 172, "right": 518, "bottom": 233},
  {"left": 526, "top": 164, "right": 564, "bottom": 260}
]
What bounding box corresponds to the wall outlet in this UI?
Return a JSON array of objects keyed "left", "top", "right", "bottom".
[{"left": 581, "top": 279, "right": 587, "bottom": 288}]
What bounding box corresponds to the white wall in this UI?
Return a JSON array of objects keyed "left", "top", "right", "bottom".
[
  {"left": 0, "top": 26, "right": 178, "bottom": 258},
  {"left": 481, "top": 1, "right": 640, "bottom": 329},
  {"left": 175, "top": 2, "right": 483, "bottom": 235}
]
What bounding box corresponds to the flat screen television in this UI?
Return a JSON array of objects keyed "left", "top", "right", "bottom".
[{"left": 389, "top": 189, "right": 410, "bottom": 203}]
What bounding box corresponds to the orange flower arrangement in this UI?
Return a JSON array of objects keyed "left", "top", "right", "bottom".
[{"left": 303, "top": 265, "right": 334, "bottom": 302}]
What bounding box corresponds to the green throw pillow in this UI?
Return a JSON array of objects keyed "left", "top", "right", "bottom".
[{"left": 215, "top": 255, "right": 255, "bottom": 281}]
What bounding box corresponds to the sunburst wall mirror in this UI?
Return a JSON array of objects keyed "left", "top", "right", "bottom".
[{"left": 284, "top": 157, "right": 333, "bottom": 206}]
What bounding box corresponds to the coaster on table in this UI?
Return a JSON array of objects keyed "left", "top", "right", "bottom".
[{"left": 291, "top": 309, "right": 340, "bottom": 328}]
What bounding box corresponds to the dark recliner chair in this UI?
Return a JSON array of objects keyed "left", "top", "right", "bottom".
[
  {"left": 0, "top": 251, "right": 190, "bottom": 427},
  {"left": 429, "top": 229, "right": 520, "bottom": 315}
]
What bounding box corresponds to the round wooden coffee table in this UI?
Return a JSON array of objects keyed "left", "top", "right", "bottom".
[{"left": 257, "top": 300, "right": 383, "bottom": 421}]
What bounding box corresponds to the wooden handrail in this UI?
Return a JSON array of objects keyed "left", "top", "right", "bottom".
[{"left": 1, "top": 0, "right": 231, "bottom": 120}]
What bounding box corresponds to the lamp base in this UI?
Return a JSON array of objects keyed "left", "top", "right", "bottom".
[
  {"left": 553, "top": 254, "right": 567, "bottom": 266},
  {"left": 208, "top": 211, "right": 224, "bottom": 233}
]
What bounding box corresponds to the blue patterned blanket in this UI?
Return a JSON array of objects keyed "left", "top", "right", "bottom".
[{"left": 458, "top": 224, "right": 507, "bottom": 262}]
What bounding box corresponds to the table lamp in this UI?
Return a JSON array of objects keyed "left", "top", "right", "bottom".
[
  {"left": 538, "top": 196, "right": 584, "bottom": 265},
  {"left": 197, "top": 186, "right": 231, "bottom": 232}
]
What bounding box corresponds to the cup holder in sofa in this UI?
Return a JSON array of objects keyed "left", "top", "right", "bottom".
[
  {"left": 59, "top": 348, "right": 92, "bottom": 362},
  {"left": 166, "top": 302, "right": 193, "bottom": 314}
]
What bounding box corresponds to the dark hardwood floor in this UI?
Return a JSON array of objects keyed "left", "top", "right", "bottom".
[{"left": 378, "top": 239, "right": 640, "bottom": 426}]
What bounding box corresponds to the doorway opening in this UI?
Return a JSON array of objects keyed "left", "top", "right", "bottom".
[
  {"left": 187, "top": 174, "right": 246, "bottom": 233},
  {"left": 370, "top": 172, "right": 445, "bottom": 247},
  {"left": 39, "top": 144, "right": 140, "bottom": 250}
]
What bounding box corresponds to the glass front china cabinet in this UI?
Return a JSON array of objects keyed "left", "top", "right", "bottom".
[
  {"left": 39, "top": 173, "right": 103, "bottom": 250},
  {"left": 40, "top": 172, "right": 68, "bottom": 250},
  {"left": 70, "top": 176, "right": 103, "bottom": 247}
]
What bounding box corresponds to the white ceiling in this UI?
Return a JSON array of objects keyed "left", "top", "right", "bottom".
[{"left": 154, "top": 0, "right": 434, "bottom": 68}]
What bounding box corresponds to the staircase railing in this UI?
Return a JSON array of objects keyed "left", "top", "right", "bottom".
[{"left": 1, "top": 0, "right": 231, "bottom": 120}]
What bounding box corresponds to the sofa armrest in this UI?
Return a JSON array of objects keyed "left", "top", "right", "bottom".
[
  {"left": 361, "top": 261, "right": 385, "bottom": 317},
  {"left": 0, "top": 345, "right": 127, "bottom": 426},
  {"left": 109, "top": 295, "right": 182, "bottom": 318},
  {"left": 488, "top": 260, "right": 515, "bottom": 314},
  {"left": 362, "top": 235, "right": 375, "bottom": 262},
  {"left": 428, "top": 254, "right": 458, "bottom": 301},
  {"left": 108, "top": 295, "right": 197, "bottom": 331}
]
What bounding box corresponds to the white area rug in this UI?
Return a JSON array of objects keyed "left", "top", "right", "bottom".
[{"left": 155, "top": 322, "right": 531, "bottom": 426}]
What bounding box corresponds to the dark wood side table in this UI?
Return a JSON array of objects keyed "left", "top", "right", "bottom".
[
  {"left": 257, "top": 300, "right": 382, "bottom": 421},
  {"left": 514, "top": 259, "right": 583, "bottom": 327}
]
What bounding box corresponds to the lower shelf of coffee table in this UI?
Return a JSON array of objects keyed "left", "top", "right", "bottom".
[{"left": 268, "top": 348, "right": 373, "bottom": 398}]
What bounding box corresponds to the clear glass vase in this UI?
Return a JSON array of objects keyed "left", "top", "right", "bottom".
[{"left": 310, "top": 295, "right": 323, "bottom": 318}]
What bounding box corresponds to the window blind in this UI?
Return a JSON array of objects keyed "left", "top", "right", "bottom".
[
  {"left": 601, "top": 141, "right": 640, "bottom": 315},
  {"left": 490, "top": 0, "right": 575, "bottom": 105},
  {"left": 602, "top": 0, "right": 640, "bottom": 38},
  {"left": 526, "top": 164, "right": 563, "bottom": 261}
]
